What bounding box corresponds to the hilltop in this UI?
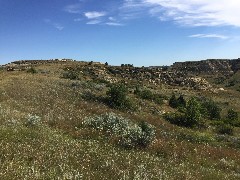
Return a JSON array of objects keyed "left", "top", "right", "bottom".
[{"left": 0, "top": 58, "right": 240, "bottom": 179}]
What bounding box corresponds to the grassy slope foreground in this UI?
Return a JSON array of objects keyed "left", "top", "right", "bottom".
[{"left": 0, "top": 61, "right": 240, "bottom": 179}]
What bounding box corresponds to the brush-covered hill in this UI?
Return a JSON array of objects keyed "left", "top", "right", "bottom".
[{"left": 0, "top": 59, "right": 240, "bottom": 179}]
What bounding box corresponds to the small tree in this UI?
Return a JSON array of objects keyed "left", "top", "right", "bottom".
[
  {"left": 107, "top": 83, "right": 135, "bottom": 110},
  {"left": 201, "top": 99, "right": 221, "bottom": 120},
  {"left": 169, "top": 94, "right": 178, "bottom": 108},
  {"left": 177, "top": 95, "right": 186, "bottom": 108},
  {"left": 184, "top": 97, "right": 201, "bottom": 127},
  {"left": 226, "top": 109, "right": 238, "bottom": 125}
]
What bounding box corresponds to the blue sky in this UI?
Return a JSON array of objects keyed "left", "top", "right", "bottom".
[{"left": 1, "top": 0, "right": 240, "bottom": 66}]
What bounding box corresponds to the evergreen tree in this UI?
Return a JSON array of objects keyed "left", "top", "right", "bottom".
[
  {"left": 169, "top": 94, "right": 178, "bottom": 108},
  {"left": 185, "top": 97, "right": 201, "bottom": 127},
  {"left": 107, "top": 83, "right": 128, "bottom": 108},
  {"left": 227, "top": 109, "right": 238, "bottom": 125},
  {"left": 106, "top": 83, "right": 136, "bottom": 111},
  {"left": 177, "top": 95, "right": 186, "bottom": 107},
  {"left": 202, "top": 100, "right": 221, "bottom": 120}
]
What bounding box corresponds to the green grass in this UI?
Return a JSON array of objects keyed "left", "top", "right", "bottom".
[
  {"left": 0, "top": 61, "right": 240, "bottom": 179},
  {"left": 0, "top": 124, "right": 239, "bottom": 179}
]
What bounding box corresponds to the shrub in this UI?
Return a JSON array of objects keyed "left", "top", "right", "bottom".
[
  {"left": 225, "top": 80, "right": 235, "bottom": 87},
  {"left": 165, "top": 97, "right": 202, "bottom": 128},
  {"left": 138, "top": 89, "right": 154, "bottom": 100},
  {"left": 107, "top": 83, "right": 127, "bottom": 107},
  {"left": 164, "top": 112, "right": 186, "bottom": 127},
  {"left": 135, "top": 87, "right": 165, "bottom": 105},
  {"left": 226, "top": 109, "right": 239, "bottom": 126},
  {"left": 83, "top": 113, "right": 156, "bottom": 148},
  {"left": 216, "top": 124, "right": 233, "bottom": 135},
  {"left": 177, "top": 95, "right": 186, "bottom": 108},
  {"left": 25, "top": 114, "right": 41, "bottom": 127},
  {"left": 185, "top": 97, "right": 201, "bottom": 127},
  {"left": 137, "top": 121, "right": 156, "bottom": 147},
  {"left": 62, "top": 70, "right": 79, "bottom": 80},
  {"left": 26, "top": 67, "right": 37, "bottom": 74},
  {"left": 201, "top": 99, "right": 221, "bottom": 120},
  {"left": 107, "top": 83, "right": 136, "bottom": 111},
  {"left": 169, "top": 94, "right": 178, "bottom": 108},
  {"left": 169, "top": 94, "right": 186, "bottom": 109},
  {"left": 227, "top": 109, "right": 238, "bottom": 122}
]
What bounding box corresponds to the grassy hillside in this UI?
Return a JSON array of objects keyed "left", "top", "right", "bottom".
[{"left": 0, "top": 61, "right": 240, "bottom": 179}]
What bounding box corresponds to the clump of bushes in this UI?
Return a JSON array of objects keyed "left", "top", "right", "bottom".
[
  {"left": 226, "top": 109, "right": 239, "bottom": 126},
  {"left": 166, "top": 94, "right": 239, "bottom": 136},
  {"left": 107, "top": 83, "right": 136, "bottom": 111},
  {"left": 200, "top": 99, "right": 221, "bottom": 120},
  {"left": 225, "top": 80, "right": 236, "bottom": 87},
  {"left": 228, "top": 109, "right": 238, "bottom": 120},
  {"left": 62, "top": 68, "right": 79, "bottom": 80},
  {"left": 169, "top": 94, "right": 186, "bottom": 109},
  {"left": 216, "top": 124, "right": 233, "bottom": 135},
  {"left": 165, "top": 97, "right": 202, "bottom": 128},
  {"left": 164, "top": 112, "right": 186, "bottom": 127},
  {"left": 134, "top": 87, "right": 165, "bottom": 105},
  {"left": 83, "top": 113, "right": 156, "bottom": 148}
]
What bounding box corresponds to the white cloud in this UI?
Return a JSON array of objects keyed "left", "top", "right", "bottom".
[
  {"left": 140, "top": 0, "right": 240, "bottom": 27},
  {"left": 86, "top": 20, "right": 102, "bottom": 25},
  {"left": 105, "top": 22, "right": 124, "bottom": 26},
  {"left": 108, "top": 17, "right": 116, "bottom": 21},
  {"left": 119, "top": 0, "right": 149, "bottom": 20},
  {"left": 64, "top": 4, "right": 81, "bottom": 14},
  {"left": 84, "top": 11, "right": 106, "bottom": 19},
  {"left": 189, "top": 34, "right": 229, "bottom": 39}
]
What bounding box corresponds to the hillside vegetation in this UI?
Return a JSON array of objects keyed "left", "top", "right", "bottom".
[{"left": 0, "top": 59, "right": 240, "bottom": 179}]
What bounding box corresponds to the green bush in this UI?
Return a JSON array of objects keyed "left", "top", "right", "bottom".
[
  {"left": 138, "top": 89, "right": 154, "bottom": 100},
  {"left": 165, "top": 97, "right": 202, "bottom": 128},
  {"left": 185, "top": 97, "right": 201, "bottom": 127},
  {"left": 227, "top": 109, "right": 238, "bottom": 121},
  {"left": 225, "top": 80, "right": 235, "bottom": 87},
  {"left": 216, "top": 124, "right": 233, "bottom": 135},
  {"left": 226, "top": 109, "right": 239, "bottom": 126},
  {"left": 177, "top": 95, "right": 186, "bottom": 108},
  {"left": 135, "top": 87, "right": 164, "bottom": 105},
  {"left": 107, "top": 83, "right": 136, "bottom": 111},
  {"left": 201, "top": 99, "right": 221, "bottom": 120},
  {"left": 169, "top": 94, "right": 186, "bottom": 109},
  {"left": 83, "top": 113, "right": 156, "bottom": 148},
  {"left": 62, "top": 70, "right": 79, "bottom": 80},
  {"left": 169, "top": 94, "right": 178, "bottom": 108},
  {"left": 137, "top": 121, "right": 156, "bottom": 147},
  {"left": 26, "top": 67, "right": 37, "bottom": 74},
  {"left": 164, "top": 112, "right": 186, "bottom": 127}
]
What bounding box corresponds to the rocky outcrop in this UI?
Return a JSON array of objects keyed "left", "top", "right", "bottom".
[
  {"left": 62, "top": 63, "right": 212, "bottom": 90},
  {"left": 172, "top": 58, "right": 240, "bottom": 75},
  {"left": 6, "top": 58, "right": 240, "bottom": 91}
]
